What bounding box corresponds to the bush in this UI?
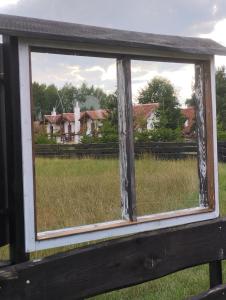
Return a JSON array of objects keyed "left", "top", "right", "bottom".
[
  {"left": 35, "top": 133, "right": 57, "bottom": 144},
  {"left": 218, "top": 130, "right": 226, "bottom": 141},
  {"left": 134, "top": 128, "right": 183, "bottom": 142}
]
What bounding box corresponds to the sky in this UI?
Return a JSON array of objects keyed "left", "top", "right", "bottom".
[{"left": 1, "top": 0, "right": 226, "bottom": 105}]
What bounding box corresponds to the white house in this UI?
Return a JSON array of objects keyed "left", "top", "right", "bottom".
[{"left": 44, "top": 102, "right": 195, "bottom": 143}]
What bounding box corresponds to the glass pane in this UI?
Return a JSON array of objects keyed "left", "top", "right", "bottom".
[
  {"left": 131, "top": 60, "right": 200, "bottom": 216},
  {"left": 31, "top": 51, "right": 121, "bottom": 233}
]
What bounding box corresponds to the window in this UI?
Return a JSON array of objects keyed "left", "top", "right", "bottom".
[{"left": 18, "top": 39, "right": 218, "bottom": 252}]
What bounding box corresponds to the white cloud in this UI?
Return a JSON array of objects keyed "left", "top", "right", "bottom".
[
  {"left": 67, "top": 65, "right": 81, "bottom": 74},
  {"left": 85, "top": 64, "right": 116, "bottom": 81},
  {"left": 200, "top": 18, "right": 226, "bottom": 67},
  {"left": 0, "top": 0, "right": 19, "bottom": 7}
]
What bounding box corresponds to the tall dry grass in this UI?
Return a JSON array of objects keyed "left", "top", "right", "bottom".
[
  {"left": 35, "top": 156, "right": 199, "bottom": 232},
  {"left": 1, "top": 158, "right": 226, "bottom": 299}
]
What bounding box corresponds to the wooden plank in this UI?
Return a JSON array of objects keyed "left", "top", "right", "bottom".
[
  {"left": 203, "top": 61, "right": 215, "bottom": 210},
  {"left": 0, "top": 14, "right": 225, "bottom": 56},
  {"left": 3, "top": 36, "right": 29, "bottom": 263},
  {"left": 189, "top": 284, "right": 226, "bottom": 300},
  {"left": 0, "top": 43, "right": 9, "bottom": 247},
  {"left": 0, "top": 218, "right": 226, "bottom": 300},
  {"left": 209, "top": 261, "right": 222, "bottom": 288},
  {"left": 117, "top": 58, "right": 136, "bottom": 221},
  {"left": 195, "top": 64, "right": 208, "bottom": 207}
]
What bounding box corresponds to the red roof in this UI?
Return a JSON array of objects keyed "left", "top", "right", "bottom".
[
  {"left": 133, "top": 103, "right": 159, "bottom": 119},
  {"left": 181, "top": 107, "right": 196, "bottom": 134},
  {"left": 63, "top": 112, "right": 85, "bottom": 122},
  {"left": 80, "top": 109, "right": 109, "bottom": 120},
  {"left": 44, "top": 114, "right": 62, "bottom": 124}
]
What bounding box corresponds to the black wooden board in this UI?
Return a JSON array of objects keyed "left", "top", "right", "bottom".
[{"left": 0, "top": 218, "right": 226, "bottom": 300}]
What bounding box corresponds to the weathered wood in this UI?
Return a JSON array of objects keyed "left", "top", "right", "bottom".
[
  {"left": 117, "top": 58, "right": 136, "bottom": 221},
  {"left": 189, "top": 284, "right": 226, "bottom": 300},
  {"left": 0, "top": 218, "right": 226, "bottom": 300},
  {"left": 0, "top": 14, "right": 225, "bottom": 57},
  {"left": 203, "top": 61, "right": 215, "bottom": 210},
  {"left": 209, "top": 261, "right": 222, "bottom": 288},
  {"left": 195, "top": 64, "right": 208, "bottom": 207},
  {"left": 0, "top": 43, "right": 9, "bottom": 247},
  {"left": 3, "top": 36, "right": 29, "bottom": 263}
]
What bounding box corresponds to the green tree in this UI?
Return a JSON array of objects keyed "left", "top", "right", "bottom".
[
  {"left": 216, "top": 66, "right": 226, "bottom": 129},
  {"left": 138, "top": 76, "right": 176, "bottom": 104},
  {"left": 32, "top": 82, "right": 58, "bottom": 119},
  {"left": 138, "top": 77, "right": 185, "bottom": 130}
]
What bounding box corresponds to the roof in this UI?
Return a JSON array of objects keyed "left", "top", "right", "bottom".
[
  {"left": 44, "top": 114, "right": 62, "bottom": 124},
  {"left": 80, "top": 109, "right": 109, "bottom": 120},
  {"left": 181, "top": 107, "right": 196, "bottom": 134},
  {"left": 63, "top": 112, "right": 85, "bottom": 122},
  {"left": 133, "top": 103, "right": 159, "bottom": 119},
  {"left": 181, "top": 107, "right": 195, "bottom": 120},
  {"left": 0, "top": 14, "right": 226, "bottom": 56}
]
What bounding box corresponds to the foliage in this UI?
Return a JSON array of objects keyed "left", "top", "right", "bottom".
[
  {"left": 137, "top": 77, "right": 185, "bottom": 130},
  {"left": 34, "top": 133, "right": 57, "bottom": 144},
  {"left": 216, "top": 66, "right": 226, "bottom": 130},
  {"left": 138, "top": 76, "right": 176, "bottom": 104},
  {"left": 32, "top": 82, "right": 58, "bottom": 120},
  {"left": 81, "top": 119, "right": 118, "bottom": 144},
  {"left": 185, "top": 93, "right": 196, "bottom": 107},
  {"left": 134, "top": 128, "right": 182, "bottom": 142},
  {"left": 32, "top": 81, "right": 116, "bottom": 120},
  {"left": 217, "top": 122, "right": 226, "bottom": 141}
]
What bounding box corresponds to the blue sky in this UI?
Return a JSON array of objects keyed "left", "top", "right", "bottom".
[{"left": 1, "top": 0, "right": 226, "bottom": 104}]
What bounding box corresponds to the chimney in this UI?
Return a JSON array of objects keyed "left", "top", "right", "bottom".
[
  {"left": 51, "top": 107, "right": 57, "bottom": 116},
  {"left": 74, "top": 101, "right": 80, "bottom": 143}
]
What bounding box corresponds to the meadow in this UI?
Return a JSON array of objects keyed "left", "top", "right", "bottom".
[{"left": 1, "top": 156, "right": 226, "bottom": 299}]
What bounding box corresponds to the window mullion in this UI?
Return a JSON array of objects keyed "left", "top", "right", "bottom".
[{"left": 117, "top": 57, "right": 136, "bottom": 221}]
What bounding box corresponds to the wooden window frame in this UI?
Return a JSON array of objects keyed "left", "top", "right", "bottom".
[{"left": 18, "top": 38, "right": 219, "bottom": 252}]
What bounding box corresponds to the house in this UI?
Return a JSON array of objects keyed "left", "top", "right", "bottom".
[
  {"left": 181, "top": 107, "right": 196, "bottom": 136},
  {"left": 44, "top": 102, "right": 195, "bottom": 143},
  {"left": 44, "top": 103, "right": 108, "bottom": 143},
  {"left": 133, "top": 103, "right": 159, "bottom": 130}
]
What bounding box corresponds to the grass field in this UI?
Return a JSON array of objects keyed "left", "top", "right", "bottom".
[
  {"left": 35, "top": 156, "right": 199, "bottom": 232},
  {"left": 1, "top": 156, "right": 226, "bottom": 299}
]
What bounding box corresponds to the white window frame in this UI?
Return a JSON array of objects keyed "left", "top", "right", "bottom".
[{"left": 18, "top": 38, "right": 219, "bottom": 252}]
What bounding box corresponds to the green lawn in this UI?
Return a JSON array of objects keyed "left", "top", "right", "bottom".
[{"left": 1, "top": 157, "right": 226, "bottom": 299}]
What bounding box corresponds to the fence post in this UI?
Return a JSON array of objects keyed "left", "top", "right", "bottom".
[
  {"left": 3, "top": 35, "right": 29, "bottom": 263},
  {"left": 209, "top": 261, "right": 222, "bottom": 288}
]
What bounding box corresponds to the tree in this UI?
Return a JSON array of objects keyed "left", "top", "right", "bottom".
[
  {"left": 138, "top": 76, "right": 176, "bottom": 104},
  {"left": 137, "top": 77, "right": 185, "bottom": 130},
  {"left": 216, "top": 66, "right": 226, "bottom": 129}
]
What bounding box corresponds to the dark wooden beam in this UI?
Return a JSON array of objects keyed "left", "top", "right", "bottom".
[
  {"left": 0, "top": 43, "right": 9, "bottom": 248},
  {"left": 117, "top": 57, "right": 136, "bottom": 221},
  {"left": 209, "top": 261, "right": 222, "bottom": 288},
  {"left": 0, "top": 14, "right": 225, "bottom": 56},
  {"left": 0, "top": 218, "right": 226, "bottom": 300},
  {"left": 189, "top": 284, "right": 226, "bottom": 300},
  {"left": 3, "top": 36, "right": 29, "bottom": 263}
]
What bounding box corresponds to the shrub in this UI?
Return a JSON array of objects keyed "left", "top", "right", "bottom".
[
  {"left": 35, "top": 133, "right": 57, "bottom": 144},
  {"left": 134, "top": 128, "right": 183, "bottom": 142}
]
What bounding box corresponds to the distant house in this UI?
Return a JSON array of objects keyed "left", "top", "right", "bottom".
[
  {"left": 44, "top": 102, "right": 196, "bottom": 143},
  {"left": 133, "top": 103, "right": 159, "bottom": 130},
  {"left": 181, "top": 107, "right": 196, "bottom": 137},
  {"left": 44, "top": 104, "right": 108, "bottom": 143}
]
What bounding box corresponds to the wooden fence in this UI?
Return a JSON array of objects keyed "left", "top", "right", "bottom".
[{"left": 35, "top": 141, "right": 226, "bottom": 161}]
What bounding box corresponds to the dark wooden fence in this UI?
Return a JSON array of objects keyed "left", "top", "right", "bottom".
[{"left": 35, "top": 141, "right": 226, "bottom": 161}]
